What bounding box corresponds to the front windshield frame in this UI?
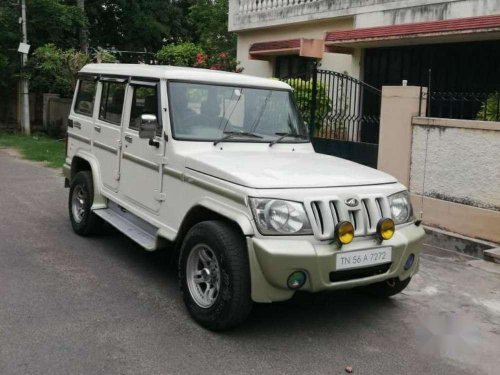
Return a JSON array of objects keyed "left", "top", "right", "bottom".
[{"left": 166, "top": 80, "right": 310, "bottom": 144}]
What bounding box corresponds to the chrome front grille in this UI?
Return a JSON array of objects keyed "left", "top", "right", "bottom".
[{"left": 305, "top": 195, "right": 391, "bottom": 240}]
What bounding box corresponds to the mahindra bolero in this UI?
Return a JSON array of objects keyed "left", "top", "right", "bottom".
[{"left": 63, "top": 64, "right": 425, "bottom": 330}]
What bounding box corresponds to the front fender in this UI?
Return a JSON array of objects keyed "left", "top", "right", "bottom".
[{"left": 196, "top": 197, "right": 255, "bottom": 236}]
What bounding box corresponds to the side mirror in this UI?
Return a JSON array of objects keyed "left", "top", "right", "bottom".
[{"left": 139, "top": 114, "right": 158, "bottom": 139}]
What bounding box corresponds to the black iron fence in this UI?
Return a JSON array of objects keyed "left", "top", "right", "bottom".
[
  {"left": 423, "top": 90, "right": 500, "bottom": 122},
  {"left": 282, "top": 65, "right": 382, "bottom": 144}
]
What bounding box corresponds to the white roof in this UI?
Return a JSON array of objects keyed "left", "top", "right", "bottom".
[{"left": 79, "top": 64, "right": 291, "bottom": 90}]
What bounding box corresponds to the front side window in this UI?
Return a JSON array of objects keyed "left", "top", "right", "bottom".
[
  {"left": 129, "top": 85, "right": 161, "bottom": 135},
  {"left": 74, "top": 79, "right": 96, "bottom": 116},
  {"left": 99, "top": 81, "right": 126, "bottom": 125},
  {"left": 168, "top": 82, "right": 308, "bottom": 143}
]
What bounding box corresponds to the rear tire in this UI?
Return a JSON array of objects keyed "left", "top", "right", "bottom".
[
  {"left": 69, "top": 171, "right": 101, "bottom": 236},
  {"left": 362, "top": 277, "right": 412, "bottom": 298},
  {"left": 179, "top": 221, "right": 252, "bottom": 331}
]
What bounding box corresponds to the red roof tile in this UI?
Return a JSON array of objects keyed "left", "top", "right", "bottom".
[{"left": 325, "top": 14, "right": 500, "bottom": 43}]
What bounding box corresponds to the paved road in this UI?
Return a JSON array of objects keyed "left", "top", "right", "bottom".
[{"left": 1, "top": 149, "right": 499, "bottom": 375}]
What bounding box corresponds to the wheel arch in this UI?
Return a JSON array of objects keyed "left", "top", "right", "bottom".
[
  {"left": 174, "top": 200, "right": 254, "bottom": 251},
  {"left": 70, "top": 152, "right": 106, "bottom": 209}
]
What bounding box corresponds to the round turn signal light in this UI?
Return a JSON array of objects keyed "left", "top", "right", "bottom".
[
  {"left": 377, "top": 218, "right": 395, "bottom": 241},
  {"left": 335, "top": 221, "right": 355, "bottom": 245}
]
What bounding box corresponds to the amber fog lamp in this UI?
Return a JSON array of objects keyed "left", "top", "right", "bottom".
[
  {"left": 335, "top": 221, "right": 355, "bottom": 245},
  {"left": 377, "top": 218, "right": 395, "bottom": 241}
]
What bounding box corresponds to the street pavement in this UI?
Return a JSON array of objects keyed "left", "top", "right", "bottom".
[{"left": 1, "top": 148, "right": 499, "bottom": 375}]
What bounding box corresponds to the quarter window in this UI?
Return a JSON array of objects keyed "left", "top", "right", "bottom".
[
  {"left": 129, "top": 85, "right": 161, "bottom": 135},
  {"left": 74, "top": 79, "right": 96, "bottom": 116},
  {"left": 99, "top": 81, "right": 126, "bottom": 125}
]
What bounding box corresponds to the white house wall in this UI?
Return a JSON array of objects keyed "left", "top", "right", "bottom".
[
  {"left": 410, "top": 121, "right": 500, "bottom": 211},
  {"left": 355, "top": 0, "right": 500, "bottom": 27},
  {"left": 236, "top": 18, "right": 361, "bottom": 78}
]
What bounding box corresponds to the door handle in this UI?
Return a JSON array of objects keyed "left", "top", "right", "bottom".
[
  {"left": 94, "top": 125, "right": 101, "bottom": 132},
  {"left": 124, "top": 135, "right": 133, "bottom": 143},
  {"left": 74, "top": 122, "right": 81, "bottom": 129},
  {"left": 149, "top": 139, "right": 160, "bottom": 148}
]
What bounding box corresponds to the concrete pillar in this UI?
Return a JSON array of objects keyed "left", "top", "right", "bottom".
[{"left": 377, "top": 86, "right": 427, "bottom": 188}]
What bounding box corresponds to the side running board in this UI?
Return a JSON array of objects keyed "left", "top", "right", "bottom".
[{"left": 93, "top": 204, "right": 157, "bottom": 251}]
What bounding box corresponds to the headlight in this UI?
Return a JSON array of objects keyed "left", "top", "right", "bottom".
[
  {"left": 250, "top": 198, "right": 312, "bottom": 235},
  {"left": 388, "top": 191, "right": 413, "bottom": 224}
]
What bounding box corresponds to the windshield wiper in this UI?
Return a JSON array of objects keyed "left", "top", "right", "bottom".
[
  {"left": 213, "top": 131, "right": 263, "bottom": 146},
  {"left": 219, "top": 87, "right": 243, "bottom": 132},
  {"left": 248, "top": 91, "right": 272, "bottom": 133},
  {"left": 269, "top": 132, "right": 307, "bottom": 147}
]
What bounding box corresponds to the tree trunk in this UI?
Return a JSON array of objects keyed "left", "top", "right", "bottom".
[{"left": 77, "top": 0, "right": 88, "bottom": 54}]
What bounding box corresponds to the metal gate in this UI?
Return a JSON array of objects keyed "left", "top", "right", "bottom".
[{"left": 283, "top": 64, "right": 381, "bottom": 168}]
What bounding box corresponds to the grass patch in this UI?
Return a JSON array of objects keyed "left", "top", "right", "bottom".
[{"left": 0, "top": 132, "right": 65, "bottom": 168}]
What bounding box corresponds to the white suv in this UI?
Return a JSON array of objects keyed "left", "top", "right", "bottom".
[{"left": 63, "top": 64, "right": 425, "bottom": 330}]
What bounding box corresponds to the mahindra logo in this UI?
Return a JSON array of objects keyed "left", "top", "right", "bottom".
[{"left": 345, "top": 198, "right": 359, "bottom": 207}]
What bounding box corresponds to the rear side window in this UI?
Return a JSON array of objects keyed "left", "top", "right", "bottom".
[
  {"left": 99, "top": 81, "right": 126, "bottom": 125},
  {"left": 74, "top": 79, "right": 96, "bottom": 116},
  {"left": 129, "top": 85, "right": 160, "bottom": 135}
]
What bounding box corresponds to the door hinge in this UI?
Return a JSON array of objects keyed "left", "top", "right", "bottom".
[
  {"left": 160, "top": 157, "right": 168, "bottom": 165},
  {"left": 115, "top": 170, "right": 120, "bottom": 180},
  {"left": 155, "top": 191, "right": 166, "bottom": 201},
  {"left": 117, "top": 140, "right": 122, "bottom": 150}
]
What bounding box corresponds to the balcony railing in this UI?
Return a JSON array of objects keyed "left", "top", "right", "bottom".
[
  {"left": 238, "top": 0, "right": 321, "bottom": 14},
  {"left": 229, "top": 0, "right": 459, "bottom": 32},
  {"left": 230, "top": 0, "right": 355, "bottom": 31}
]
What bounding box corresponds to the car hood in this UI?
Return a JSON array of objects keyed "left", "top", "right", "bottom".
[{"left": 185, "top": 151, "right": 397, "bottom": 189}]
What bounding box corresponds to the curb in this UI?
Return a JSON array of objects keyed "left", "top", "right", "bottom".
[
  {"left": 483, "top": 248, "right": 500, "bottom": 264},
  {"left": 423, "top": 225, "right": 499, "bottom": 259}
]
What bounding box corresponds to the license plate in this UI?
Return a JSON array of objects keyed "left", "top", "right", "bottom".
[{"left": 335, "top": 247, "right": 392, "bottom": 271}]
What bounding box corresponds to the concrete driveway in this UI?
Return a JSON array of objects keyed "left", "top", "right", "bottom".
[{"left": 0, "top": 149, "right": 499, "bottom": 375}]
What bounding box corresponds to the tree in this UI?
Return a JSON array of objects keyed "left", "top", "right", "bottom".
[
  {"left": 92, "top": 47, "right": 118, "bottom": 63},
  {"left": 28, "top": 44, "right": 89, "bottom": 97},
  {"left": 188, "top": 0, "right": 236, "bottom": 55},
  {"left": 0, "top": 2, "right": 20, "bottom": 89},
  {"left": 0, "top": 0, "right": 86, "bottom": 90},
  {"left": 84, "top": 0, "right": 190, "bottom": 53},
  {"left": 76, "top": 0, "right": 89, "bottom": 53},
  {"left": 26, "top": 0, "right": 87, "bottom": 50},
  {"left": 156, "top": 42, "right": 240, "bottom": 72},
  {"left": 156, "top": 43, "right": 202, "bottom": 67},
  {"left": 477, "top": 92, "right": 500, "bottom": 121},
  {"left": 0, "top": 0, "right": 240, "bottom": 95}
]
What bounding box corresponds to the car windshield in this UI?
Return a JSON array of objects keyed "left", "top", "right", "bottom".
[{"left": 168, "top": 82, "right": 309, "bottom": 142}]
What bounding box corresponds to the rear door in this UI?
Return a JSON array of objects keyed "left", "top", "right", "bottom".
[
  {"left": 92, "top": 78, "right": 127, "bottom": 192},
  {"left": 119, "top": 80, "right": 164, "bottom": 213},
  {"left": 68, "top": 77, "right": 96, "bottom": 153}
]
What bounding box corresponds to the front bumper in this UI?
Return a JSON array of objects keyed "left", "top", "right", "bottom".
[{"left": 247, "top": 223, "right": 425, "bottom": 303}]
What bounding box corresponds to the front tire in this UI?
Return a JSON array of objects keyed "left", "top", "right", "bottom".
[
  {"left": 362, "top": 277, "right": 412, "bottom": 298},
  {"left": 69, "top": 171, "right": 101, "bottom": 236},
  {"left": 179, "top": 221, "right": 252, "bottom": 331}
]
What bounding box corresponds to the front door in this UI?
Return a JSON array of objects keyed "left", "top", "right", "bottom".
[
  {"left": 92, "top": 78, "right": 127, "bottom": 191},
  {"left": 119, "top": 80, "right": 164, "bottom": 213}
]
